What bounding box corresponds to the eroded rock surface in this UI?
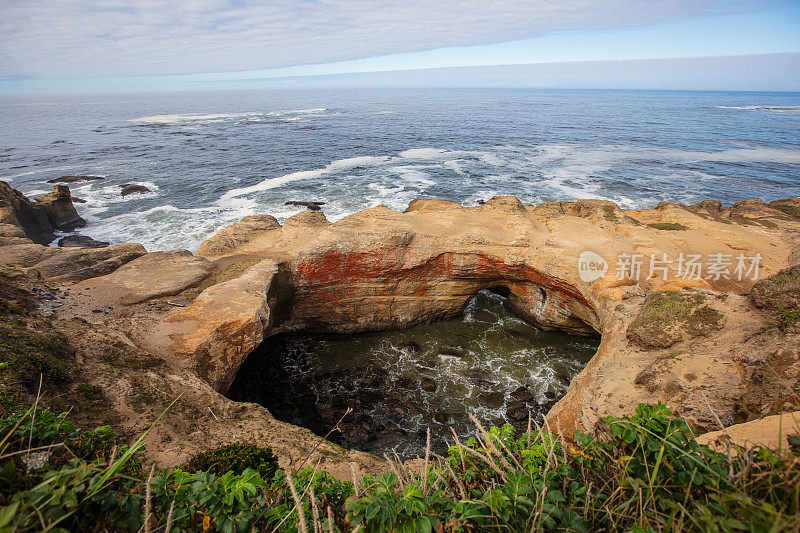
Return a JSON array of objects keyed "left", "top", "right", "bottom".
[
  {"left": 2, "top": 178, "right": 800, "bottom": 477},
  {"left": 0, "top": 181, "right": 85, "bottom": 243}
]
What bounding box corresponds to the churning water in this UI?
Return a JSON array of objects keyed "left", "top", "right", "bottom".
[{"left": 228, "top": 291, "right": 599, "bottom": 458}]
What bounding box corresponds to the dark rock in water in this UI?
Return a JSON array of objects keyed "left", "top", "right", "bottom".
[
  {"left": 503, "top": 328, "right": 525, "bottom": 338},
  {"left": 507, "top": 400, "right": 525, "bottom": 410},
  {"left": 285, "top": 201, "right": 325, "bottom": 211},
  {"left": 420, "top": 377, "right": 437, "bottom": 392},
  {"left": 511, "top": 386, "right": 534, "bottom": 402},
  {"left": 47, "top": 175, "right": 104, "bottom": 184},
  {"left": 398, "top": 341, "right": 420, "bottom": 353},
  {"left": 477, "top": 199, "right": 485, "bottom": 205},
  {"left": 71, "top": 197, "right": 87, "bottom": 204},
  {"left": 507, "top": 406, "right": 529, "bottom": 421},
  {"left": 478, "top": 391, "right": 505, "bottom": 409},
  {"left": 120, "top": 184, "right": 151, "bottom": 197},
  {"left": 58, "top": 235, "right": 110, "bottom": 248}
]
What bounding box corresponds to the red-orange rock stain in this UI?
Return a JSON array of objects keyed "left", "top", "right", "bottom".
[{"left": 295, "top": 249, "right": 591, "bottom": 309}]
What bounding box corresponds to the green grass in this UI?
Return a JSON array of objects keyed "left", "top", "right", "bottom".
[{"left": 0, "top": 403, "right": 797, "bottom": 532}]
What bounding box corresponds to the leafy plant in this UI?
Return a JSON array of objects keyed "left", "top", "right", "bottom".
[
  {"left": 0, "top": 403, "right": 798, "bottom": 531},
  {"left": 183, "top": 442, "right": 279, "bottom": 478}
]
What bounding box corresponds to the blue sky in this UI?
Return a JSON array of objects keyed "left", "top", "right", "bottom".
[{"left": 0, "top": 1, "right": 798, "bottom": 93}]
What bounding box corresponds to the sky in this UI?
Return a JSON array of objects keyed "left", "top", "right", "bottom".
[{"left": 0, "top": 0, "right": 798, "bottom": 94}]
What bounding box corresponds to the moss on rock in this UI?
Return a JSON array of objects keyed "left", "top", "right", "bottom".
[
  {"left": 750, "top": 265, "right": 800, "bottom": 311},
  {"left": 627, "top": 291, "right": 724, "bottom": 349},
  {"left": 648, "top": 222, "right": 689, "bottom": 231}
]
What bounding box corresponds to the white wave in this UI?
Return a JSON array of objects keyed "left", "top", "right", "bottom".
[
  {"left": 398, "top": 148, "right": 450, "bottom": 159},
  {"left": 73, "top": 181, "right": 160, "bottom": 217},
  {"left": 130, "top": 112, "right": 260, "bottom": 124},
  {"left": 716, "top": 105, "right": 800, "bottom": 111},
  {"left": 220, "top": 155, "right": 390, "bottom": 201},
  {"left": 130, "top": 108, "right": 329, "bottom": 124},
  {"left": 677, "top": 147, "right": 800, "bottom": 164},
  {"left": 6, "top": 166, "right": 76, "bottom": 181}
]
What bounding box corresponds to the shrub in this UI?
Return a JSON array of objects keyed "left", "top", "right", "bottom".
[
  {"left": 0, "top": 403, "right": 798, "bottom": 531},
  {"left": 183, "top": 442, "right": 279, "bottom": 478}
]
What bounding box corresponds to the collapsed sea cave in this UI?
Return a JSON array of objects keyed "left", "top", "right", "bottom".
[{"left": 226, "top": 288, "right": 600, "bottom": 459}]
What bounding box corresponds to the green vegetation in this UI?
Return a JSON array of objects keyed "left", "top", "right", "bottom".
[
  {"left": 0, "top": 303, "right": 72, "bottom": 414},
  {"left": 648, "top": 222, "right": 689, "bottom": 231},
  {"left": 627, "top": 291, "right": 724, "bottom": 349},
  {"left": 602, "top": 205, "right": 618, "bottom": 222},
  {"left": 777, "top": 308, "right": 800, "bottom": 327},
  {"left": 749, "top": 265, "right": 800, "bottom": 310},
  {"left": 184, "top": 442, "right": 279, "bottom": 478},
  {"left": 1, "top": 403, "right": 798, "bottom": 531}
]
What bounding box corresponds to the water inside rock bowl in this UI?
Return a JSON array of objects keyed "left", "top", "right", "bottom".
[{"left": 227, "top": 290, "right": 599, "bottom": 459}]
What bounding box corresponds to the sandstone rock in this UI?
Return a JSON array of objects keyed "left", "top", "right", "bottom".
[
  {"left": 482, "top": 195, "right": 526, "bottom": 213},
  {"left": 749, "top": 265, "right": 800, "bottom": 311},
  {"left": 92, "top": 250, "right": 214, "bottom": 304},
  {"left": 168, "top": 259, "right": 279, "bottom": 390},
  {"left": 768, "top": 197, "right": 800, "bottom": 220},
  {"left": 197, "top": 215, "right": 281, "bottom": 258},
  {"left": 727, "top": 198, "right": 787, "bottom": 223},
  {"left": 0, "top": 223, "right": 26, "bottom": 239},
  {"left": 120, "top": 184, "right": 151, "bottom": 197},
  {"left": 31, "top": 243, "right": 148, "bottom": 281},
  {"left": 405, "top": 199, "right": 462, "bottom": 213},
  {"left": 33, "top": 185, "right": 86, "bottom": 232},
  {"left": 688, "top": 199, "right": 724, "bottom": 213},
  {"left": 58, "top": 235, "right": 110, "bottom": 248},
  {"left": 697, "top": 410, "right": 800, "bottom": 456},
  {"left": 283, "top": 210, "right": 330, "bottom": 228},
  {"left": 0, "top": 181, "right": 84, "bottom": 244},
  {"left": 656, "top": 201, "right": 686, "bottom": 210}
]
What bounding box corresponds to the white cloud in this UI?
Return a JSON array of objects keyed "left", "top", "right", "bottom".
[{"left": 0, "top": 0, "right": 777, "bottom": 78}]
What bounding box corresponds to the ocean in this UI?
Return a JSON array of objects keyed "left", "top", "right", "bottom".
[{"left": 1, "top": 88, "right": 799, "bottom": 251}]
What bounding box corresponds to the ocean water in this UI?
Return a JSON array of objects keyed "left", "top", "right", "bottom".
[{"left": 1, "top": 88, "right": 799, "bottom": 251}]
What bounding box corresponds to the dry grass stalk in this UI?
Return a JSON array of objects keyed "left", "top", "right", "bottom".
[
  {"left": 285, "top": 469, "right": 308, "bottom": 533},
  {"left": 143, "top": 463, "right": 155, "bottom": 533}
]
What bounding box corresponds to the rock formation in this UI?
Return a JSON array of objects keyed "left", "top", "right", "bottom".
[
  {"left": 120, "top": 183, "right": 151, "bottom": 197},
  {"left": 58, "top": 235, "right": 110, "bottom": 248},
  {"left": 0, "top": 182, "right": 85, "bottom": 244},
  {"left": 47, "top": 175, "right": 104, "bottom": 184},
  {"left": 1, "top": 177, "right": 799, "bottom": 477}
]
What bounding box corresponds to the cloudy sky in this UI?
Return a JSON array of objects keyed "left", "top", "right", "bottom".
[{"left": 0, "top": 0, "right": 798, "bottom": 93}]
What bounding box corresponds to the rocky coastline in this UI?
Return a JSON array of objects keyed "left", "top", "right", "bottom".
[{"left": 1, "top": 179, "right": 799, "bottom": 477}]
